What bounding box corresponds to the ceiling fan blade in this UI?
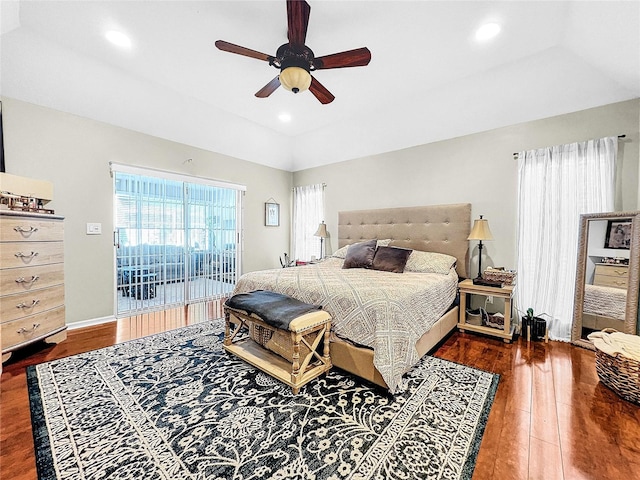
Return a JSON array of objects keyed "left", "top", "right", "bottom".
[
  {"left": 313, "top": 47, "right": 371, "bottom": 70},
  {"left": 309, "top": 76, "right": 335, "bottom": 104},
  {"left": 255, "top": 77, "right": 281, "bottom": 98},
  {"left": 215, "top": 40, "right": 274, "bottom": 62},
  {"left": 287, "top": 0, "right": 311, "bottom": 48}
]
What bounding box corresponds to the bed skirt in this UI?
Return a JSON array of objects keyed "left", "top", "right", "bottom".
[{"left": 329, "top": 306, "right": 459, "bottom": 389}]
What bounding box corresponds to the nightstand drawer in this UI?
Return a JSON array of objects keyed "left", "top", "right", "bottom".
[
  {"left": 1, "top": 306, "right": 66, "bottom": 351},
  {"left": 0, "top": 241, "right": 64, "bottom": 268},
  {"left": 0, "top": 263, "right": 64, "bottom": 295},
  {"left": 593, "top": 274, "right": 628, "bottom": 289},
  {"left": 0, "top": 285, "right": 65, "bottom": 323},
  {"left": 0, "top": 217, "right": 64, "bottom": 242},
  {"left": 594, "top": 264, "right": 629, "bottom": 278}
]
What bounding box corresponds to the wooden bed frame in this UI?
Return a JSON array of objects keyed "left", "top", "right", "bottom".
[{"left": 329, "top": 203, "right": 472, "bottom": 389}]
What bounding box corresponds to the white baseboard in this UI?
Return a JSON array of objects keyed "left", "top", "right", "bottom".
[{"left": 67, "top": 315, "right": 116, "bottom": 330}]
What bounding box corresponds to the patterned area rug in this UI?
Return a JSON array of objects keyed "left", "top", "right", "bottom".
[{"left": 28, "top": 320, "right": 498, "bottom": 480}]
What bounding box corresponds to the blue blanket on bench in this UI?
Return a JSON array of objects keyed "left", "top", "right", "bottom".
[{"left": 225, "top": 290, "right": 322, "bottom": 330}]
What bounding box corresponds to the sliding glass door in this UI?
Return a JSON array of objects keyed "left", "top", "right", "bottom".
[
  {"left": 112, "top": 165, "right": 243, "bottom": 318},
  {"left": 185, "top": 182, "right": 240, "bottom": 303}
]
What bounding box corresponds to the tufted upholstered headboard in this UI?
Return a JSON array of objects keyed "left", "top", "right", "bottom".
[{"left": 338, "top": 203, "right": 472, "bottom": 278}]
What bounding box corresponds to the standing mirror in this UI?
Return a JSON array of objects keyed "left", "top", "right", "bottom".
[{"left": 572, "top": 211, "right": 640, "bottom": 349}]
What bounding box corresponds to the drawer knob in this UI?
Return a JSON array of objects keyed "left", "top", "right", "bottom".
[
  {"left": 17, "top": 323, "right": 40, "bottom": 335},
  {"left": 15, "top": 275, "right": 40, "bottom": 284},
  {"left": 16, "top": 299, "right": 40, "bottom": 309},
  {"left": 13, "top": 226, "right": 39, "bottom": 234},
  {"left": 14, "top": 251, "right": 39, "bottom": 258}
]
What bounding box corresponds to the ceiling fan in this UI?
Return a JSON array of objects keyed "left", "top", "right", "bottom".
[{"left": 215, "top": 0, "right": 371, "bottom": 104}]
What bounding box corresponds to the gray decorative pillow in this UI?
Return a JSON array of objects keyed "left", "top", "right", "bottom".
[
  {"left": 343, "top": 239, "right": 377, "bottom": 269},
  {"left": 372, "top": 246, "right": 413, "bottom": 273},
  {"left": 332, "top": 239, "right": 391, "bottom": 259},
  {"left": 404, "top": 250, "right": 457, "bottom": 275}
]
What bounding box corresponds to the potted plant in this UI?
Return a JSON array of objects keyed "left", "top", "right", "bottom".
[{"left": 521, "top": 308, "right": 548, "bottom": 341}]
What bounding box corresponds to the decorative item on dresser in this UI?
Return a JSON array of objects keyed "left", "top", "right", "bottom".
[{"left": 0, "top": 210, "right": 66, "bottom": 366}]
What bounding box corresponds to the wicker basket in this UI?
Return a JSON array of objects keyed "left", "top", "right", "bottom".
[
  {"left": 482, "top": 268, "right": 517, "bottom": 286},
  {"left": 485, "top": 312, "right": 504, "bottom": 329},
  {"left": 465, "top": 309, "right": 483, "bottom": 326},
  {"left": 594, "top": 346, "right": 640, "bottom": 405}
]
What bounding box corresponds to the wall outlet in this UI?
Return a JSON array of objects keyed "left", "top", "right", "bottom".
[
  {"left": 487, "top": 295, "right": 494, "bottom": 304},
  {"left": 86, "top": 223, "right": 102, "bottom": 235}
]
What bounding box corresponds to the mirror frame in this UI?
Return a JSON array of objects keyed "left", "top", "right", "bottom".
[{"left": 571, "top": 211, "right": 640, "bottom": 350}]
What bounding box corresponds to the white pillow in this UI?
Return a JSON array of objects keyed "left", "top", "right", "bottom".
[
  {"left": 404, "top": 250, "right": 457, "bottom": 275},
  {"left": 332, "top": 239, "right": 391, "bottom": 259},
  {"left": 332, "top": 245, "right": 349, "bottom": 259}
]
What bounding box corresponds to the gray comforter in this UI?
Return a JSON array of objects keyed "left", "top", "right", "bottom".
[{"left": 232, "top": 257, "right": 457, "bottom": 393}]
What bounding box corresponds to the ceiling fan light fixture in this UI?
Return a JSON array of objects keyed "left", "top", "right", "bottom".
[{"left": 279, "top": 66, "right": 311, "bottom": 94}]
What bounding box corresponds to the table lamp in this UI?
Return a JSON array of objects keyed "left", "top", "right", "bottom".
[
  {"left": 314, "top": 221, "right": 328, "bottom": 259},
  {"left": 468, "top": 215, "right": 493, "bottom": 281}
]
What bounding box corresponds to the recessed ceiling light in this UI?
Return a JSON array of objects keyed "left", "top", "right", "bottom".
[
  {"left": 475, "top": 23, "right": 501, "bottom": 42},
  {"left": 278, "top": 113, "right": 292, "bottom": 122},
  {"left": 105, "top": 30, "right": 131, "bottom": 48}
]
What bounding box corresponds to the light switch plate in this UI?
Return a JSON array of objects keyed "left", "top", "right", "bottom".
[{"left": 86, "top": 223, "right": 102, "bottom": 235}]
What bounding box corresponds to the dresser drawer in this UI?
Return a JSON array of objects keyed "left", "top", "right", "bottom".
[
  {"left": 0, "top": 217, "right": 64, "bottom": 242},
  {"left": 2, "top": 305, "right": 66, "bottom": 352},
  {"left": 0, "top": 263, "right": 64, "bottom": 295},
  {"left": 0, "top": 284, "right": 64, "bottom": 323},
  {"left": 0, "top": 241, "right": 64, "bottom": 268},
  {"left": 594, "top": 264, "right": 629, "bottom": 278},
  {"left": 593, "top": 274, "right": 628, "bottom": 289}
]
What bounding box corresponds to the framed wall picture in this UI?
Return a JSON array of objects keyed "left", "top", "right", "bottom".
[
  {"left": 265, "top": 202, "right": 280, "bottom": 227},
  {"left": 604, "top": 218, "right": 632, "bottom": 250}
]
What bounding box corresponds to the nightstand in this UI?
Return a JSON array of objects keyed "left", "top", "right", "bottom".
[{"left": 458, "top": 279, "right": 515, "bottom": 343}]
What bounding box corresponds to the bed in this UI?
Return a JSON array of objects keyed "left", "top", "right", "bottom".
[
  {"left": 232, "top": 203, "right": 471, "bottom": 393},
  {"left": 582, "top": 283, "right": 627, "bottom": 331}
]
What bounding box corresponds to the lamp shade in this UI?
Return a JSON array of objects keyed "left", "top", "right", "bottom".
[
  {"left": 279, "top": 67, "right": 311, "bottom": 93},
  {"left": 314, "top": 221, "right": 328, "bottom": 238},
  {"left": 468, "top": 216, "right": 494, "bottom": 241}
]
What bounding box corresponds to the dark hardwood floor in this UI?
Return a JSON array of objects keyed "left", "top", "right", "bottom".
[{"left": 2, "top": 313, "right": 639, "bottom": 480}]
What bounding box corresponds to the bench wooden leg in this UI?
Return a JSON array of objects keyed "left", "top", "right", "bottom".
[
  {"left": 291, "top": 332, "right": 301, "bottom": 384},
  {"left": 323, "top": 322, "right": 331, "bottom": 366},
  {"left": 224, "top": 310, "right": 231, "bottom": 346}
]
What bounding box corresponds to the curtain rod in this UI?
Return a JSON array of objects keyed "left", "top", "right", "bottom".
[
  {"left": 512, "top": 135, "right": 626, "bottom": 158},
  {"left": 292, "top": 182, "right": 327, "bottom": 191}
]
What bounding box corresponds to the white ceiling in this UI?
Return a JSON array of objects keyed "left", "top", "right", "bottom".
[{"left": 1, "top": 1, "right": 639, "bottom": 171}]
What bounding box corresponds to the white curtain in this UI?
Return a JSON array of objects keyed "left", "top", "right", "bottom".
[
  {"left": 516, "top": 137, "right": 617, "bottom": 340},
  {"left": 292, "top": 184, "right": 325, "bottom": 262}
]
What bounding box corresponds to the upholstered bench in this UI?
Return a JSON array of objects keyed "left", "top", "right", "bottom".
[{"left": 223, "top": 291, "right": 332, "bottom": 394}]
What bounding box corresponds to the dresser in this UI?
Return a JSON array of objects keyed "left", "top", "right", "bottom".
[
  {"left": 593, "top": 263, "right": 629, "bottom": 289},
  {"left": 1, "top": 211, "right": 66, "bottom": 365}
]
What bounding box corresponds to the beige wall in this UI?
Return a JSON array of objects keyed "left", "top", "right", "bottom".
[
  {"left": 293, "top": 99, "right": 640, "bottom": 277},
  {"left": 3, "top": 97, "right": 638, "bottom": 324},
  {"left": 1, "top": 97, "right": 292, "bottom": 324}
]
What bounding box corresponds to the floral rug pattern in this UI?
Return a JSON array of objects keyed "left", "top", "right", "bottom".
[{"left": 28, "top": 320, "right": 498, "bottom": 480}]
